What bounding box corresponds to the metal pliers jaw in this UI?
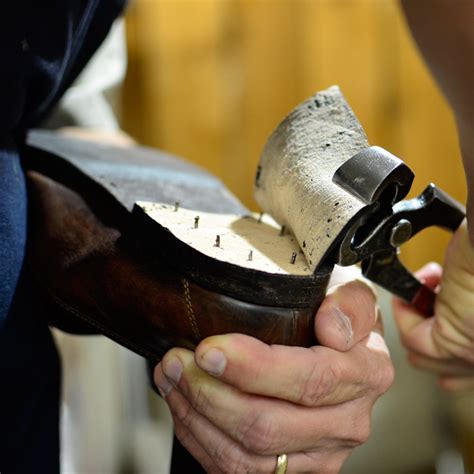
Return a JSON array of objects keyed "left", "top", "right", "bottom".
[{"left": 331, "top": 146, "right": 465, "bottom": 316}]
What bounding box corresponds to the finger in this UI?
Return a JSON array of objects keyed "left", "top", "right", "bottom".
[
  {"left": 170, "top": 390, "right": 353, "bottom": 473},
  {"left": 160, "top": 348, "right": 376, "bottom": 455},
  {"left": 392, "top": 297, "right": 441, "bottom": 358},
  {"left": 433, "top": 267, "right": 474, "bottom": 364},
  {"left": 390, "top": 262, "right": 441, "bottom": 334},
  {"left": 407, "top": 352, "right": 474, "bottom": 377},
  {"left": 415, "top": 262, "right": 443, "bottom": 289},
  {"left": 315, "top": 279, "right": 378, "bottom": 351},
  {"left": 172, "top": 417, "right": 217, "bottom": 473},
  {"left": 160, "top": 371, "right": 283, "bottom": 473},
  {"left": 391, "top": 261, "right": 441, "bottom": 335},
  {"left": 438, "top": 375, "right": 474, "bottom": 393},
  {"left": 393, "top": 293, "right": 474, "bottom": 362},
  {"left": 193, "top": 333, "right": 392, "bottom": 407}
]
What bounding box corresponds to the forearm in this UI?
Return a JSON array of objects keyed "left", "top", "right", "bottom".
[
  {"left": 401, "top": 0, "right": 474, "bottom": 123},
  {"left": 401, "top": 0, "right": 474, "bottom": 239}
]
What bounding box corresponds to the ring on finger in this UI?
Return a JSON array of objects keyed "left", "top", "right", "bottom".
[{"left": 275, "top": 453, "right": 288, "bottom": 474}]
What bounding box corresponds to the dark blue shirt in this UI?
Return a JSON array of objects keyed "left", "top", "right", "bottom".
[{"left": 0, "top": 1, "right": 125, "bottom": 471}]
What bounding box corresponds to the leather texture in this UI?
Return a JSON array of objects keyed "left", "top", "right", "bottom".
[{"left": 25, "top": 132, "right": 321, "bottom": 362}]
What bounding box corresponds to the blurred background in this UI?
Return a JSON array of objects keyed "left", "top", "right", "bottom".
[{"left": 49, "top": 0, "right": 473, "bottom": 472}]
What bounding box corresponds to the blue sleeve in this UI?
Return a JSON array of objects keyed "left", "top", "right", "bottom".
[{"left": 0, "top": 1, "right": 125, "bottom": 470}]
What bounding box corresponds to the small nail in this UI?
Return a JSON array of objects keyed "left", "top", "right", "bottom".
[
  {"left": 199, "top": 348, "right": 227, "bottom": 376},
  {"left": 155, "top": 367, "right": 173, "bottom": 397},
  {"left": 333, "top": 307, "right": 353, "bottom": 344},
  {"left": 174, "top": 201, "right": 180, "bottom": 212},
  {"left": 194, "top": 216, "right": 200, "bottom": 228},
  {"left": 163, "top": 357, "right": 183, "bottom": 385},
  {"left": 214, "top": 235, "right": 220, "bottom": 247},
  {"left": 290, "top": 252, "right": 297, "bottom": 264}
]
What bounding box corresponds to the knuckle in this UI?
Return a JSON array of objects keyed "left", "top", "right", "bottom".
[
  {"left": 336, "top": 406, "right": 372, "bottom": 448},
  {"left": 237, "top": 412, "right": 280, "bottom": 455},
  {"left": 190, "top": 383, "right": 211, "bottom": 414},
  {"left": 173, "top": 419, "right": 191, "bottom": 444},
  {"left": 356, "top": 419, "right": 372, "bottom": 445},
  {"left": 162, "top": 347, "right": 183, "bottom": 362},
  {"left": 372, "top": 360, "right": 395, "bottom": 395},
  {"left": 174, "top": 400, "right": 195, "bottom": 428},
  {"left": 347, "top": 414, "right": 372, "bottom": 446},
  {"left": 298, "top": 362, "right": 338, "bottom": 406}
]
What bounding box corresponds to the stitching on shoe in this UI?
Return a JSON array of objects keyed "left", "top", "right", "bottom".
[
  {"left": 291, "top": 309, "right": 296, "bottom": 344},
  {"left": 29, "top": 266, "right": 158, "bottom": 360},
  {"left": 182, "top": 278, "right": 201, "bottom": 342},
  {"left": 49, "top": 292, "right": 158, "bottom": 360}
]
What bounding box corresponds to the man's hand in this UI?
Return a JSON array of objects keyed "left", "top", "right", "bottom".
[
  {"left": 393, "top": 220, "right": 474, "bottom": 393},
  {"left": 154, "top": 275, "right": 394, "bottom": 473}
]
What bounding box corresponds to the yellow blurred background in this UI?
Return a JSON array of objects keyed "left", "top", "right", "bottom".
[{"left": 122, "top": 0, "right": 467, "bottom": 274}]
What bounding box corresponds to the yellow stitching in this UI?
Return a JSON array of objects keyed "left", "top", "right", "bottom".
[
  {"left": 291, "top": 309, "right": 296, "bottom": 344},
  {"left": 182, "top": 278, "right": 200, "bottom": 341},
  {"left": 28, "top": 264, "right": 158, "bottom": 360},
  {"left": 49, "top": 292, "right": 158, "bottom": 361}
]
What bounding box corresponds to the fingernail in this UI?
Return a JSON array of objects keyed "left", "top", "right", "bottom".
[
  {"left": 333, "top": 307, "right": 353, "bottom": 343},
  {"left": 155, "top": 368, "right": 173, "bottom": 397},
  {"left": 163, "top": 357, "right": 183, "bottom": 385},
  {"left": 199, "top": 348, "right": 227, "bottom": 376}
]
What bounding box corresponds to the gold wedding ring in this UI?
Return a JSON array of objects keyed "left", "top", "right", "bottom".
[{"left": 275, "top": 453, "right": 288, "bottom": 474}]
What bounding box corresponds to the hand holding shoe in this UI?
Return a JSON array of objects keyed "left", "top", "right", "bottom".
[{"left": 154, "top": 271, "right": 394, "bottom": 473}]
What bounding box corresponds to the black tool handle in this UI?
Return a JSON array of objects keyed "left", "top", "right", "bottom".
[
  {"left": 362, "top": 184, "right": 465, "bottom": 317},
  {"left": 362, "top": 250, "right": 436, "bottom": 316}
]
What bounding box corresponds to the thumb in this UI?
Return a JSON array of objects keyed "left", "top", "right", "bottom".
[{"left": 315, "top": 276, "right": 378, "bottom": 352}]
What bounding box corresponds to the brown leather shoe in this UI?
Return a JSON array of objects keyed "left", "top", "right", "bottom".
[{"left": 24, "top": 130, "right": 330, "bottom": 362}]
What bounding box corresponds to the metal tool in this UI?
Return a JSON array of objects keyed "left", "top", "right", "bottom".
[{"left": 331, "top": 146, "right": 465, "bottom": 316}]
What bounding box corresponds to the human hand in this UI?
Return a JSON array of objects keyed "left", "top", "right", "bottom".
[
  {"left": 154, "top": 272, "right": 394, "bottom": 473},
  {"left": 393, "top": 219, "right": 474, "bottom": 393}
]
